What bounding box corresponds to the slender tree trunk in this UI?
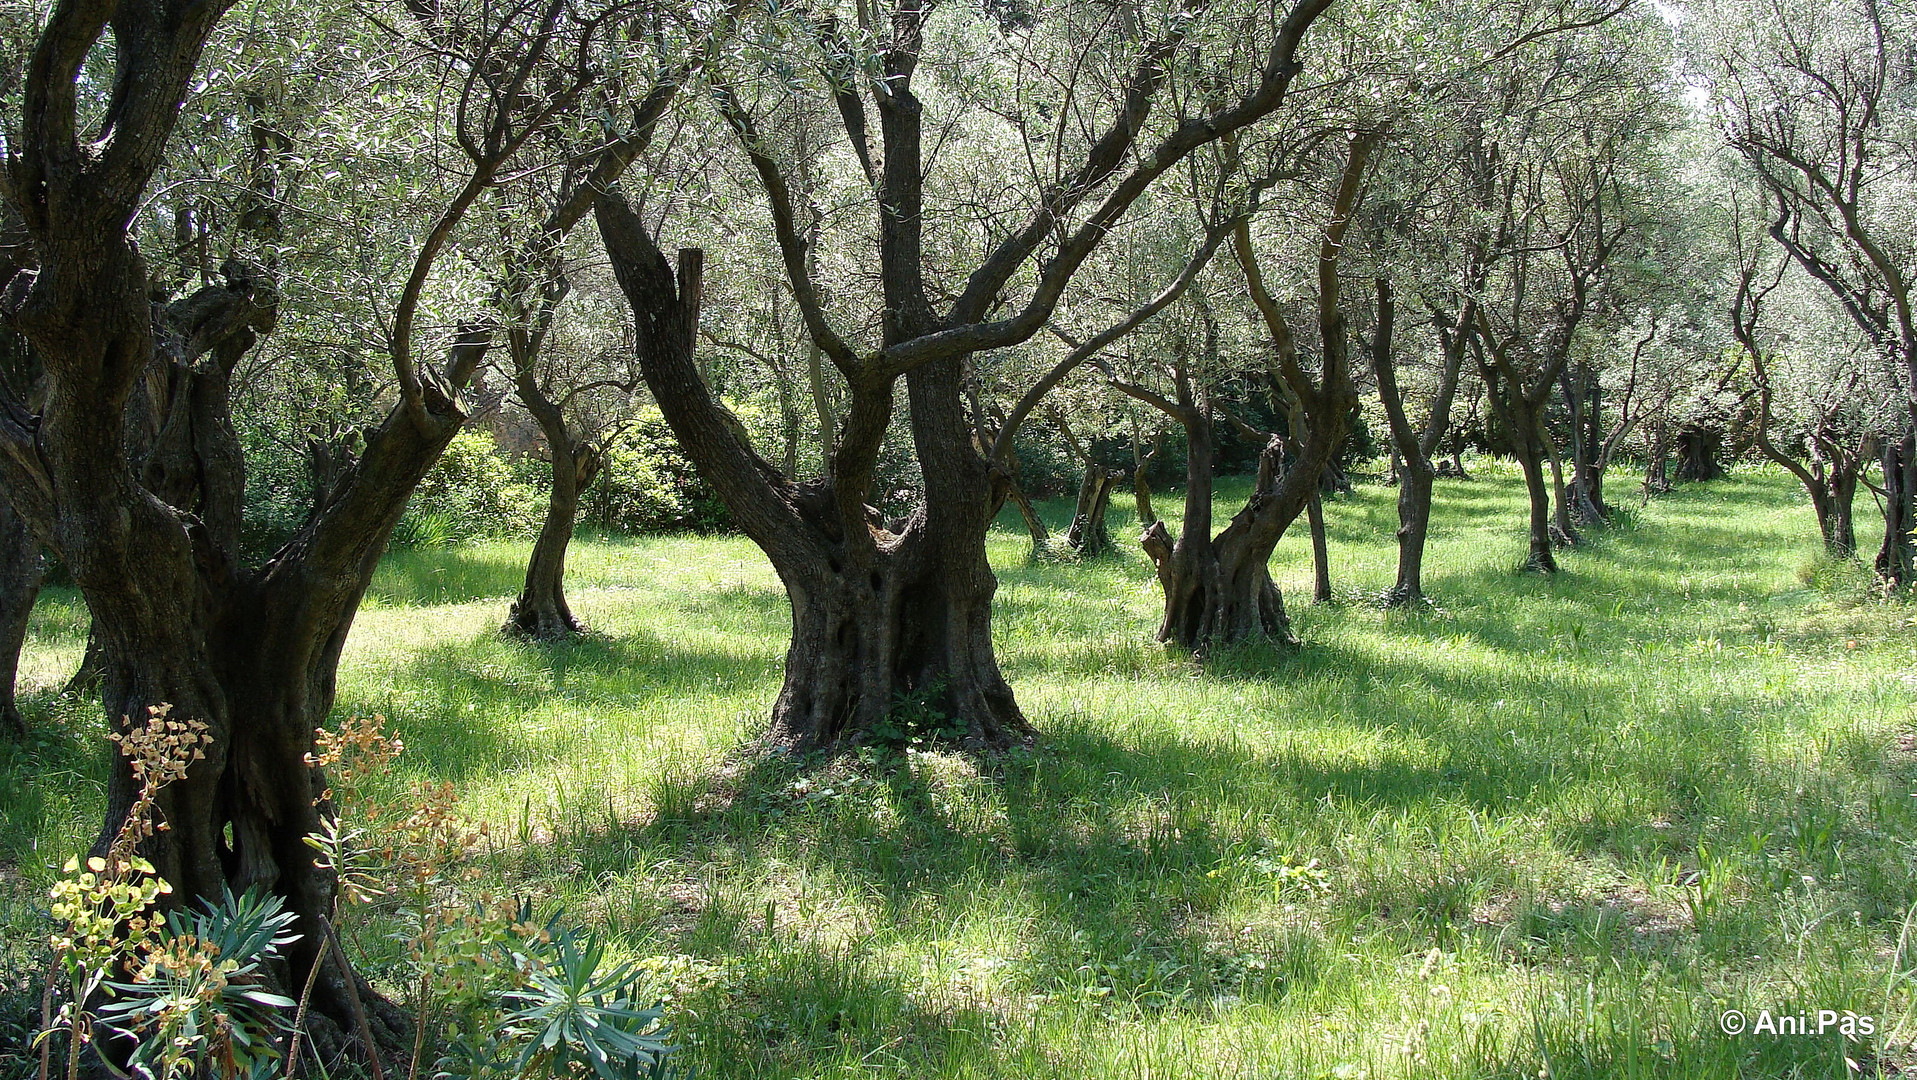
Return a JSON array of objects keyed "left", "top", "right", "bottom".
[
  {"left": 1306, "top": 493, "right": 1331, "bottom": 602},
  {"left": 1373, "top": 281, "right": 1465, "bottom": 606},
  {"left": 1131, "top": 422, "right": 1158, "bottom": 527},
  {"left": 805, "top": 338, "right": 836, "bottom": 474},
  {"left": 1003, "top": 474, "right": 1050, "bottom": 548},
  {"left": 506, "top": 437, "right": 599, "bottom": 639},
  {"left": 1510, "top": 405, "right": 1559, "bottom": 573},
  {"left": 0, "top": 496, "right": 42, "bottom": 735},
  {"left": 1542, "top": 415, "right": 1581, "bottom": 547},
  {"left": 1877, "top": 429, "right": 1916, "bottom": 586},
  {"left": 1563, "top": 367, "right": 1607, "bottom": 524}
]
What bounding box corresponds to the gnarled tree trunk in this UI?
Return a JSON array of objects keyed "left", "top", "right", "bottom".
[
  {"left": 1063, "top": 463, "right": 1120, "bottom": 557},
  {"left": 1674, "top": 426, "right": 1726, "bottom": 482},
  {"left": 597, "top": 201, "right": 1030, "bottom": 750}
]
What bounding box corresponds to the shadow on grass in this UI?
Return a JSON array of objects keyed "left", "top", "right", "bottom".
[{"left": 353, "top": 625, "right": 779, "bottom": 781}]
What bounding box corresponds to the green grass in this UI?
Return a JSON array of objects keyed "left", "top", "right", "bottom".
[{"left": 6, "top": 461, "right": 1917, "bottom": 1078}]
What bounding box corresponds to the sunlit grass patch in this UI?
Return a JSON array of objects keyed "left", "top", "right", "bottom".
[{"left": 5, "top": 465, "right": 1916, "bottom": 1078}]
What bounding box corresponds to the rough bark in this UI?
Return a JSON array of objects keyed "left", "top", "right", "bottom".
[{"left": 0, "top": 0, "right": 594, "bottom": 1063}]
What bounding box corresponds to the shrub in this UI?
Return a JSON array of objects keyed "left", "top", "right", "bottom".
[
  {"left": 587, "top": 410, "right": 731, "bottom": 534},
  {"left": 398, "top": 430, "right": 545, "bottom": 546}
]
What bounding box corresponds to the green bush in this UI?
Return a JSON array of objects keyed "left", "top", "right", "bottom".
[
  {"left": 587, "top": 410, "right": 732, "bottom": 535},
  {"left": 398, "top": 430, "right": 545, "bottom": 545}
]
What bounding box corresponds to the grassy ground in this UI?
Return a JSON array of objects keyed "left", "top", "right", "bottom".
[{"left": 5, "top": 461, "right": 1917, "bottom": 1078}]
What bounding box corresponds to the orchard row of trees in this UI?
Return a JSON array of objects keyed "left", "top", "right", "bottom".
[{"left": 1, "top": 0, "right": 1911, "bottom": 1065}]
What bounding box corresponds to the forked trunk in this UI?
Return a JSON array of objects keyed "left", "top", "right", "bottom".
[
  {"left": 597, "top": 198, "right": 1031, "bottom": 750},
  {"left": 1373, "top": 282, "right": 1465, "bottom": 607}
]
